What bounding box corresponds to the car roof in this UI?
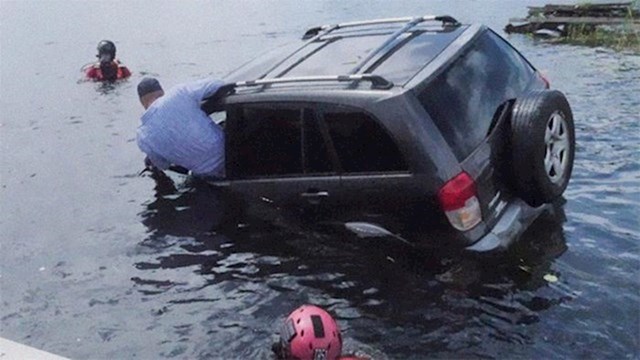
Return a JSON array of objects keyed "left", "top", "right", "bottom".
[{"left": 224, "top": 15, "right": 472, "bottom": 93}]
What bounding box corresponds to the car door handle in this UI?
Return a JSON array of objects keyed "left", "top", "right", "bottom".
[{"left": 300, "top": 191, "right": 329, "bottom": 198}]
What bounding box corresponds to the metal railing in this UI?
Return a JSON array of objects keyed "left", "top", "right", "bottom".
[
  {"left": 302, "top": 15, "right": 459, "bottom": 39},
  {"left": 249, "top": 15, "right": 459, "bottom": 90},
  {"left": 234, "top": 74, "right": 393, "bottom": 90}
]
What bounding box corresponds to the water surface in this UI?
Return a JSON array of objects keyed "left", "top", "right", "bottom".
[{"left": 1, "top": 1, "right": 638, "bottom": 359}]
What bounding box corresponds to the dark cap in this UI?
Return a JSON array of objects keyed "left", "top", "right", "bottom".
[
  {"left": 97, "top": 40, "right": 116, "bottom": 58},
  {"left": 137, "top": 77, "right": 163, "bottom": 97}
]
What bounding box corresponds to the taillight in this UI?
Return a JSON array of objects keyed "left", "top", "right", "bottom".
[
  {"left": 437, "top": 172, "right": 482, "bottom": 231},
  {"left": 538, "top": 71, "right": 550, "bottom": 89}
]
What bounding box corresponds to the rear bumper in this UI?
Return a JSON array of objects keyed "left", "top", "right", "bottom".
[{"left": 464, "top": 198, "right": 549, "bottom": 254}]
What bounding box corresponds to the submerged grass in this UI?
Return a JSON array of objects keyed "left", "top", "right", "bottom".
[
  {"left": 560, "top": 1, "right": 640, "bottom": 51},
  {"left": 562, "top": 24, "right": 640, "bottom": 52}
]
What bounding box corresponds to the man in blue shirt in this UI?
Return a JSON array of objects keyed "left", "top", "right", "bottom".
[{"left": 136, "top": 77, "right": 231, "bottom": 178}]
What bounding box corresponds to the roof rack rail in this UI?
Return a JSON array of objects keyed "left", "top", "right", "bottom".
[
  {"left": 235, "top": 74, "right": 394, "bottom": 90},
  {"left": 302, "top": 15, "right": 460, "bottom": 39}
]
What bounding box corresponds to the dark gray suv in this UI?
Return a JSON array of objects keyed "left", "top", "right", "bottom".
[{"left": 202, "top": 15, "right": 575, "bottom": 253}]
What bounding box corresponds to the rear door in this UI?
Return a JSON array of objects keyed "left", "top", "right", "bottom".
[
  {"left": 224, "top": 104, "right": 343, "bottom": 214},
  {"left": 318, "top": 108, "right": 419, "bottom": 222},
  {"left": 417, "top": 29, "right": 538, "bottom": 227}
]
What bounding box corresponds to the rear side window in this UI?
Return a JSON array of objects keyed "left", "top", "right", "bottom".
[
  {"left": 418, "top": 30, "right": 535, "bottom": 160},
  {"left": 323, "top": 111, "right": 407, "bottom": 173}
]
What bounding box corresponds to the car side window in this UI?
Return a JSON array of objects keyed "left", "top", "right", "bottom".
[
  {"left": 228, "top": 105, "right": 406, "bottom": 177},
  {"left": 303, "top": 112, "right": 334, "bottom": 174},
  {"left": 231, "top": 106, "right": 304, "bottom": 177},
  {"left": 323, "top": 111, "right": 407, "bottom": 173},
  {"left": 418, "top": 30, "right": 535, "bottom": 160},
  {"left": 228, "top": 106, "right": 338, "bottom": 178}
]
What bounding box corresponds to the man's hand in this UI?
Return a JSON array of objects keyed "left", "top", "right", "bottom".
[
  {"left": 201, "top": 83, "right": 236, "bottom": 114},
  {"left": 168, "top": 165, "right": 190, "bottom": 175},
  {"left": 210, "top": 83, "right": 236, "bottom": 101},
  {"left": 139, "top": 156, "right": 163, "bottom": 176},
  {"left": 144, "top": 156, "right": 156, "bottom": 170}
]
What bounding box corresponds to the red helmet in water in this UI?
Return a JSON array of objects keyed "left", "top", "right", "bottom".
[{"left": 279, "top": 304, "right": 342, "bottom": 360}]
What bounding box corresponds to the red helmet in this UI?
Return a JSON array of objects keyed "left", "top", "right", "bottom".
[{"left": 278, "top": 304, "right": 342, "bottom": 360}]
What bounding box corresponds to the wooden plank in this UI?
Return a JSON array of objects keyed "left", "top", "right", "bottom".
[
  {"left": 506, "top": 2, "right": 640, "bottom": 36},
  {"left": 527, "top": 2, "right": 638, "bottom": 18},
  {"left": 528, "top": 2, "right": 633, "bottom": 12},
  {"left": 509, "top": 16, "right": 640, "bottom": 25}
]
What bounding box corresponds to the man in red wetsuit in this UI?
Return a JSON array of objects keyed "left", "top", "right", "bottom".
[{"left": 84, "top": 40, "right": 131, "bottom": 81}]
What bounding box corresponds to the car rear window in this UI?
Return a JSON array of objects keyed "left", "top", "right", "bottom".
[
  {"left": 418, "top": 30, "right": 535, "bottom": 160},
  {"left": 226, "top": 105, "right": 407, "bottom": 178}
]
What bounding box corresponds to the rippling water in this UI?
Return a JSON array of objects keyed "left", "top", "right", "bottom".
[{"left": 1, "top": 1, "right": 638, "bottom": 359}]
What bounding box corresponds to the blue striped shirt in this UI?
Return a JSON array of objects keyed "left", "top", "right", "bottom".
[{"left": 136, "top": 78, "right": 225, "bottom": 178}]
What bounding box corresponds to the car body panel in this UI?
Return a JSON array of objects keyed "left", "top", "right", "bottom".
[{"left": 229, "top": 176, "right": 343, "bottom": 213}]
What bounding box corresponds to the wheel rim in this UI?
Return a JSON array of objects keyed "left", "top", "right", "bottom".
[{"left": 544, "top": 111, "right": 570, "bottom": 184}]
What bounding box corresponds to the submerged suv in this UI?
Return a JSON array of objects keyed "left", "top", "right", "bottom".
[{"left": 202, "top": 15, "right": 575, "bottom": 253}]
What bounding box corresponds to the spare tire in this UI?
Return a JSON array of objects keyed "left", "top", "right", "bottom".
[{"left": 511, "top": 90, "right": 575, "bottom": 207}]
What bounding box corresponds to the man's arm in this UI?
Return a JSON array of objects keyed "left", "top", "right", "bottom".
[
  {"left": 85, "top": 66, "right": 99, "bottom": 80},
  {"left": 137, "top": 132, "right": 171, "bottom": 171},
  {"left": 119, "top": 65, "right": 132, "bottom": 78},
  {"left": 144, "top": 157, "right": 190, "bottom": 176},
  {"left": 183, "top": 77, "right": 226, "bottom": 101},
  {"left": 144, "top": 153, "right": 171, "bottom": 171}
]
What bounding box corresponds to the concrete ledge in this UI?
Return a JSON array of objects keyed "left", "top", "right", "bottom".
[{"left": 0, "top": 337, "right": 68, "bottom": 360}]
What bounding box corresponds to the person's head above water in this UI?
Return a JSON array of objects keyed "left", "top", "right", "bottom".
[
  {"left": 96, "top": 40, "right": 116, "bottom": 63},
  {"left": 96, "top": 40, "right": 118, "bottom": 81},
  {"left": 276, "top": 304, "right": 343, "bottom": 360},
  {"left": 138, "top": 77, "right": 165, "bottom": 109}
]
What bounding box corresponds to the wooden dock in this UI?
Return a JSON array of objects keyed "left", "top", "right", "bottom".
[{"left": 505, "top": 2, "right": 640, "bottom": 36}]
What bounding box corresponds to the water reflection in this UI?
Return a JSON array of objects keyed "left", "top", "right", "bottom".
[
  {"left": 133, "top": 178, "right": 572, "bottom": 358},
  {"left": 95, "top": 81, "right": 119, "bottom": 95},
  {"left": 332, "top": 203, "right": 573, "bottom": 359},
  {"left": 139, "top": 184, "right": 248, "bottom": 235},
  {"left": 1, "top": 0, "right": 636, "bottom": 358},
  {"left": 77, "top": 74, "right": 125, "bottom": 94}
]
